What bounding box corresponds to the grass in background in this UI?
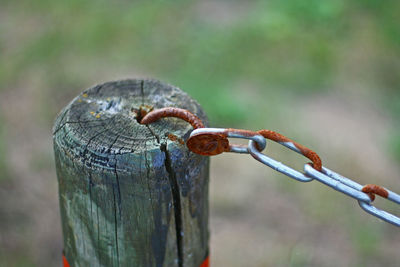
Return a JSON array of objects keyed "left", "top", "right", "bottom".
[
  {"left": 0, "top": 115, "right": 8, "bottom": 181},
  {"left": 0, "top": 0, "right": 399, "bottom": 265},
  {"left": 2, "top": 0, "right": 400, "bottom": 126}
]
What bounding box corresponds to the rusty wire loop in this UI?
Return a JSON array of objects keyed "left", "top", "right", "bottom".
[
  {"left": 141, "top": 107, "right": 205, "bottom": 129},
  {"left": 187, "top": 128, "right": 266, "bottom": 156},
  {"left": 141, "top": 107, "right": 400, "bottom": 227}
]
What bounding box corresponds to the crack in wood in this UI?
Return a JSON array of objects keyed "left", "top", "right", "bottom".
[
  {"left": 140, "top": 80, "right": 145, "bottom": 105},
  {"left": 112, "top": 185, "right": 120, "bottom": 266},
  {"left": 145, "top": 122, "right": 184, "bottom": 267},
  {"left": 160, "top": 143, "right": 184, "bottom": 267}
]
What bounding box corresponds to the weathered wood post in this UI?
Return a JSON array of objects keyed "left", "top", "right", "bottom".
[{"left": 53, "top": 79, "right": 209, "bottom": 267}]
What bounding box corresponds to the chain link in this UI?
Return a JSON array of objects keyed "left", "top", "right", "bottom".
[{"left": 141, "top": 107, "right": 400, "bottom": 227}]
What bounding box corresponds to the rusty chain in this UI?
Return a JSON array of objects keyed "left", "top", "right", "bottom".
[{"left": 141, "top": 107, "right": 400, "bottom": 227}]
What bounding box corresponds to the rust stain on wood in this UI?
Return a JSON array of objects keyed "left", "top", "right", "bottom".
[{"left": 167, "top": 133, "right": 185, "bottom": 145}]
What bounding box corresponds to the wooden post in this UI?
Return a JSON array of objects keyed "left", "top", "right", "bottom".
[{"left": 53, "top": 79, "right": 209, "bottom": 267}]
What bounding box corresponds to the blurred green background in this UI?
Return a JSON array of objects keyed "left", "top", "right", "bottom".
[{"left": 1, "top": 0, "right": 400, "bottom": 266}]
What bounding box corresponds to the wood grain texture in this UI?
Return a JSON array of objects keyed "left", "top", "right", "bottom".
[{"left": 53, "top": 79, "right": 209, "bottom": 267}]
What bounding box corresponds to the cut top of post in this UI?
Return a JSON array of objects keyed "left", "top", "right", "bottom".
[{"left": 53, "top": 79, "right": 208, "bottom": 171}]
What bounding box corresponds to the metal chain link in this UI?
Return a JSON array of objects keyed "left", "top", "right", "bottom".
[{"left": 141, "top": 107, "right": 400, "bottom": 227}]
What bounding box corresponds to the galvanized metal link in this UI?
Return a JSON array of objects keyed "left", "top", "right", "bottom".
[
  {"left": 248, "top": 138, "right": 400, "bottom": 227},
  {"left": 248, "top": 140, "right": 313, "bottom": 183},
  {"left": 305, "top": 164, "right": 400, "bottom": 227},
  {"left": 247, "top": 133, "right": 400, "bottom": 227},
  {"left": 303, "top": 164, "right": 372, "bottom": 204}
]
